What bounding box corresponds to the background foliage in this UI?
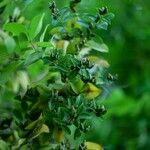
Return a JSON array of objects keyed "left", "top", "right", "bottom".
[{"left": 85, "top": 0, "right": 150, "bottom": 150}]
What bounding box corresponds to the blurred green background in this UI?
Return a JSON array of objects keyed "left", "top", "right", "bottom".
[{"left": 1, "top": 0, "right": 150, "bottom": 149}]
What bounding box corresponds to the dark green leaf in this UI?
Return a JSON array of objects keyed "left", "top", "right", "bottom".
[
  {"left": 74, "top": 128, "right": 81, "bottom": 139},
  {"left": 0, "top": 45, "right": 9, "bottom": 65},
  {"left": 24, "top": 51, "right": 43, "bottom": 66},
  {"left": 97, "top": 21, "right": 108, "bottom": 30},
  {"left": 104, "top": 13, "right": 115, "bottom": 23},
  {"left": 63, "top": 126, "right": 71, "bottom": 135}
]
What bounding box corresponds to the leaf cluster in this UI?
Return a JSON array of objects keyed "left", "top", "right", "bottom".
[{"left": 0, "top": 0, "right": 114, "bottom": 149}]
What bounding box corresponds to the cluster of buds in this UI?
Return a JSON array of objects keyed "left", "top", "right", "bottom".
[
  {"left": 99, "top": 7, "right": 108, "bottom": 15},
  {"left": 70, "top": 0, "right": 82, "bottom": 12},
  {"left": 94, "top": 105, "right": 107, "bottom": 117},
  {"left": 78, "top": 122, "right": 91, "bottom": 133},
  {"left": 79, "top": 141, "right": 87, "bottom": 150},
  {"left": 107, "top": 73, "right": 118, "bottom": 81},
  {"left": 94, "top": 6, "right": 108, "bottom": 23},
  {"left": 49, "top": 1, "right": 59, "bottom": 19}
]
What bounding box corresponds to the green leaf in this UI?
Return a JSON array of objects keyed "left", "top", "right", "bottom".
[
  {"left": 74, "top": 128, "right": 81, "bottom": 139},
  {"left": 104, "top": 13, "right": 115, "bottom": 23},
  {"left": 4, "top": 35, "right": 16, "bottom": 53},
  {"left": 63, "top": 126, "right": 71, "bottom": 135},
  {"left": 40, "top": 24, "right": 49, "bottom": 42},
  {"left": 25, "top": 119, "right": 42, "bottom": 130},
  {"left": 16, "top": 71, "right": 29, "bottom": 95},
  {"left": 24, "top": 51, "right": 43, "bottom": 66},
  {"left": 0, "top": 62, "right": 19, "bottom": 85},
  {"left": 0, "top": 45, "right": 9, "bottom": 65},
  {"left": 84, "top": 83, "right": 102, "bottom": 100},
  {"left": 4, "top": 23, "right": 28, "bottom": 36},
  {"left": 30, "top": 124, "right": 49, "bottom": 140},
  {"left": 85, "top": 142, "right": 103, "bottom": 150},
  {"left": 0, "top": 140, "right": 9, "bottom": 150},
  {"left": 36, "top": 42, "right": 53, "bottom": 48},
  {"left": 50, "top": 26, "right": 63, "bottom": 35},
  {"left": 70, "top": 77, "right": 85, "bottom": 94},
  {"left": 13, "top": 109, "right": 24, "bottom": 123},
  {"left": 97, "top": 13, "right": 114, "bottom": 30},
  {"left": 16, "top": 33, "right": 28, "bottom": 51},
  {"left": 97, "top": 21, "right": 108, "bottom": 30},
  {"left": 29, "top": 13, "right": 45, "bottom": 40},
  {"left": 85, "top": 40, "right": 109, "bottom": 53}
]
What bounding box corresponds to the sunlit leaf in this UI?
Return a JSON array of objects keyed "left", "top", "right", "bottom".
[
  {"left": 70, "top": 77, "right": 85, "bottom": 94},
  {"left": 66, "top": 18, "right": 81, "bottom": 31},
  {"left": 30, "top": 124, "right": 49, "bottom": 140},
  {"left": 36, "top": 42, "right": 53, "bottom": 48},
  {"left": 97, "top": 21, "right": 108, "bottom": 30},
  {"left": 25, "top": 119, "right": 42, "bottom": 130},
  {"left": 84, "top": 83, "right": 102, "bottom": 100},
  {"left": 40, "top": 24, "right": 50, "bottom": 42},
  {"left": 50, "top": 26, "right": 64, "bottom": 35},
  {"left": 29, "top": 13, "right": 45, "bottom": 40},
  {"left": 17, "top": 71, "right": 29, "bottom": 95},
  {"left": 85, "top": 142, "right": 103, "bottom": 150},
  {"left": 54, "top": 128, "right": 64, "bottom": 143},
  {"left": 85, "top": 40, "right": 109, "bottom": 53},
  {"left": 88, "top": 56, "right": 110, "bottom": 68},
  {"left": 0, "top": 140, "right": 9, "bottom": 150}
]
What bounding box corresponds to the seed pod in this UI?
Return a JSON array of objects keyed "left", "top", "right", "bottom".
[
  {"left": 107, "top": 73, "right": 118, "bottom": 81},
  {"left": 49, "top": 1, "right": 56, "bottom": 9},
  {"left": 88, "top": 22, "right": 94, "bottom": 30},
  {"left": 70, "top": 0, "right": 82, "bottom": 12},
  {"left": 49, "top": 1, "right": 59, "bottom": 19},
  {"left": 99, "top": 7, "right": 108, "bottom": 15},
  {"left": 79, "top": 141, "right": 87, "bottom": 150},
  {"left": 95, "top": 105, "right": 107, "bottom": 117},
  {"left": 95, "top": 14, "right": 100, "bottom": 23}
]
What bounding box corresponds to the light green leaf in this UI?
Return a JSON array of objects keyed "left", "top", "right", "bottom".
[
  {"left": 70, "top": 77, "right": 85, "bottom": 94},
  {"left": 104, "top": 13, "right": 115, "bottom": 23},
  {"left": 0, "top": 62, "right": 19, "bottom": 85},
  {"left": 85, "top": 40, "right": 109, "bottom": 52},
  {"left": 84, "top": 82, "right": 102, "bottom": 100},
  {"left": 0, "top": 140, "right": 9, "bottom": 150},
  {"left": 40, "top": 24, "right": 49, "bottom": 42},
  {"left": 97, "top": 21, "right": 108, "bottom": 30},
  {"left": 50, "top": 26, "right": 63, "bottom": 35},
  {"left": 17, "top": 71, "right": 29, "bottom": 94},
  {"left": 25, "top": 119, "right": 42, "bottom": 130},
  {"left": 4, "top": 36, "right": 16, "bottom": 53},
  {"left": 85, "top": 141, "right": 103, "bottom": 150},
  {"left": 4, "top": 23, "right": 28, "bottom": 36},
  {"left": 36, "top": 42, "right": 53, "bottom": 48},
  {"left": 30, "top": 124, "right": 49, "bottom": 140},
  {"left": 29, "top": 13, "right": 45, "bottom": 40}
]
